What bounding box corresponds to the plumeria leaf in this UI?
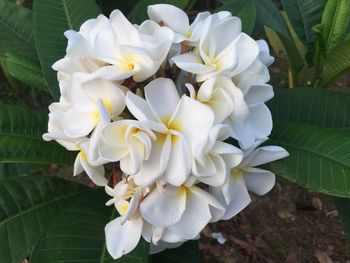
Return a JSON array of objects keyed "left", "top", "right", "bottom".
[
  {"left": 33, "top": 0, "right": 101, "bottom": 99},
  {"left": 254, "top": 0, "right": 290, "bottom": 39},
  {"left": 30, "top": 189, "right": 150, "bottom": 263},
  {"left": 129, "top": 0, "right": 189, "bottom": 24},
  {"left": 2, "top": 53, "right": 48, "bottom": 92},
  {"left": 316, "top": 0, "right": 350, "bottom": 53},
  {"left": 0, "top": 163, "right": 46, "bottom": 179},
  {"left": 267, "top": 88, "right": 350, "bottom": 197},
  {"left": 319, "top": 39, "right": 350, "bottom": 87},
  {"left": 268, "top": 88, "right": 350, "bottom": 129},
  {"left": 217, "top": 0, "right": 256, "bottom": 35},
  {"left": 281, "top": 0, "right": 326, "bottom": 61},
  {"left": 0, "top": 103, "right": 76, "bottom": 165},
  {"left": 0, "top": 0, "right": 37, "bottom": 57},
  {"left": 0, "top": 175, "right": 87, "bottom": 263},
  {"left": 269, "top": 122, "right": 350, "bottom": 197},
  {"left": 149, "top": 240, "right": 200, "bottom": 263}
]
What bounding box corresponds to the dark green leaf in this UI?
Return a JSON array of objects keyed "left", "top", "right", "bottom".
[
  {"left": 217, "top": 0, "right": 256, "bottom": 35},
  {"left": 2, "top": 53, "right": 48, "bottom": 92},
  {"left": 319, "top": 39, "right": 350, "bottom": 87},
  {"left": 0, "top": 103, "right": 76, "bottom": 165},
  {"left": 0, "top": 0, "right": 37, "bottom": 57},
  {"left": 254, "top": 0, "right": 290, "bottom": 39},
  {"left": 0, "top": 175, "right": 86, "bottom": 263},
  {"left": 30, "top": 189, "right": 150, "bottom": 263},
  {"left": 267, "top": 88, "right": 350, "bottom": 129},
  {"left": 33, "top": 0, "right": 101, "bottom": 99},
  {"left": 149, "top": 240, "right": 199, "bottom": 263},
  {"left": 269, "top": 122, "right": 350, "bottom": 197},
  {"left": 281, "top": 0, "right": 326, "bottom": 59},
  {"left": 0, "top": 163, "right": 45, "bottom": 179},
  {"left": 129, "top": 0, "right": 189, "bottom": 24}
]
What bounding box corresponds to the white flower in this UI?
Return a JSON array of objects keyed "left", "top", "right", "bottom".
[
  {"left": 171, "top": 12, "right": 259, "bottom": 82},
  {"left": 140, "top": 183, "right": 224, "bottom": 241},
  {"left": 192, "top": 124, "right": 243, "bottom": 187},
  {"left": 147, "top": 4, "right": 209, "bottom": 45},
  {"left": 99, "top": 120, "right": 156, "bottom": 175},
  {"left": 125, "top": 78, "right": 214, "bottom": 186},
  {"left": 105, "top": 177, "right": 149, "bottom": 259},
  {"left": 188, "top": 75, "right": 249, "bottom": 124},
  {"left": 61, "top": 75, "right": 126, "bottom": 139},
  {"left": 232, "top": 40, "right": 274, "bottom": 94},
  {"left": 211, "top": 140, "right": 289, "bottom": 220},
  {"left": 53, "top": 10, "right": 174, "bottom": 83},
  {"left": 73, "top": 138, "right": 107, "bottom": 186}
]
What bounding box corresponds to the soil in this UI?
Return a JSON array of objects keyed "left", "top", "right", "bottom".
[{"left": 200, "top": 178, "right": 350, "bottom": 263}]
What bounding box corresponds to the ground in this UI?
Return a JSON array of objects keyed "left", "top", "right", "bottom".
[{"left": 200, "top": 178, "right": 350, "bottom": 263}]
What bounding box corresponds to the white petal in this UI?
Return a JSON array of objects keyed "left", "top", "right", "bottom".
[
  {"left": 110, "top": 10, "right": 141, "bottom": 46},
  {"left": 171, "top": 53, "right": 215, "bottom": 74},
  {"left": 62, "top": 108, "right": 96, "bottom": 138},
  {"left": 167, "top": 187, "right": 211, "bottom": 239},
  {"left": 126, "top": 91, "right": 159, "bottom": 122},
  {"left": 144, "top": 78, "right": 180, "bottom": 120},
  {"left": 230, "top": 33, "right": 260, "bottom": 75},
  {"left": 140, "top": 185, "right": 186, "bottom": 227},
  {"left": 171, "top": 96, "right": 214, "bottom": 157},
  {"left": 244, "top": 84, "right": 274, "bottom": 107},
  {"left": 79, "top": 154, "right": 107, "bottom": 186},
  {"left": 247, "top": 103, "right": 273, "bottom": 140},
  {"left": 147, "top": 4, "right": 189, "bottom": 35},
  {"left": 244, "top": 168, "right": 275, "bottom": 195},
  {"left": 247, "top": 146, "right": 289, "bottom": 167},
  {"left": 105, "top": 216, "right": 143, "bottom": 259},
  {"left": 222, "top": 175, "right": 251, "bottom": 220},
  {"left": 163, "top": 132, "right": 191, "bottom": 186}
]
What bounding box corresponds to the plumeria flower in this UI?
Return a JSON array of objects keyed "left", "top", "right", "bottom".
[
  {"left": 53, "top": 10, "right": 174, "bottom": 83},
  {"left": 232, "top": 40, "right": 274, "bottom": 94},
  {"left": 73, "top": 138, "right": 107, "bottom": 186},
  {"left": 61, "top": 75, "right": 126, "bottom": 139},
  {"left": 211, "top": 139, "right": 289, "bottom": 220},
  {"left": 172, "top": 12, "right": 259, "bottom": 82},
  {"left": 147, "top": 4, "right": 209, "bottom": 45},
  {"left": 99, "top": 120, "right": 156, "bottom": 175},
  {"left": 105, "top": 176, "right": 150, "bottom": 259},
  {"left": 187, "top": 75, "right": 249, "bottom": 124},
  {"left": 125, "top": 78, "right": 214, "bottom": 187},
  {"left": 192, "top": 124, "right": 243, "bottom": 187},
  {"left": 140, "top": 182, "right": 224, "bottom": 241}
]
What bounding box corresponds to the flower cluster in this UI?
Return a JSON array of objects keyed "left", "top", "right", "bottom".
[{"left": 44, "top": 4, "right": 288, "bottom": 259}]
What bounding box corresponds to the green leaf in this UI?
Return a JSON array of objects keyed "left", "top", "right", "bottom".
[
  {"left": 0, "top": 103, "right": 76, "bottom": 165},
  {"left": 0, "top": 0, "right": 37, "bottom": 57},
  {"left": 254, "top": 0, "right": 290, "bottom": 39},
  {"left": 149, "top": 240, "right": 199, "bottom": 263},
  {"left": 129, "top": 0, "right": 189, "bottom": 24},
  {"left": 2, "top": 53, "right": 48, "bottom": 92},
  {"left": 33, "top": 0, "right": 101, "bottom": 100},
  {"left": 30, "top": 189, "right": 150, "bottom": 263},
  {"left": 269, "top": 122, "right": 350, "bottom": 197},
  {"left": 217, "top": 0, "right": 256, "bottom": 35},
  {"left": 264, "top": 26, "right": 304, "bottom": 87},
  {"left": 318, "top": 0, "right": 350, "bottom": 52},
  {"left": 0, "top": 163, "right": 45, "bottom": 179},
  {"left": 267, "top": 88, "right": 350, "bottom": 197},
  {"left": 267, "top": 88, "right": 350, "bottom": 129},
  {"left": 0, "top": 175, "right": 86, "bottom": 263},
  {"left": 319, "top": 39, "right": 350, "bottom": 88},
  {"left": 334, "top": 197, "right": 350, "bottom": 242},
  {"left": 281, "top": 0, "right": 326, "bottom": 59}
]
